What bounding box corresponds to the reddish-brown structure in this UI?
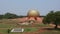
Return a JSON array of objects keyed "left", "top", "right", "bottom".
[{"left": 17, "top": 10, "right": 43, "bottom": 23}]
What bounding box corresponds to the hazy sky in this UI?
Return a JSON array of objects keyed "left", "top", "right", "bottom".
[{"left": 0, "top": 0, "right": 60, "bottom": 16}]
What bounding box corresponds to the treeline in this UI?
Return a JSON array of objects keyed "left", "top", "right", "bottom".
[{"left": 0, "top": 13, "right": 26, "bottom": 19}]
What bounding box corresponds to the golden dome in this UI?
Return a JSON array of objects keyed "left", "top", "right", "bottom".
[{"left": 27, "top": 9, "right": 40, "bottom": 17}]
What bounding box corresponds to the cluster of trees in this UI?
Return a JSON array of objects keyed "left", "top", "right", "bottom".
[
  {"left": 0, "top": 13, "right": 25, "bottom": 19},
  {"left": 43, "top": 11, "right": 60, "bottom": 29}
]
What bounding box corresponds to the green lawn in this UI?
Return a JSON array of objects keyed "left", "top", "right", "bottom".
[
  {"left": 24, "top": 27, "right": 38, "bottom": 32},
  {"left": 0, "top": 27, "right": 38, "bottom": 34},
  {"left": 0, "top": 23, "right": 15, "bottom": 28}
]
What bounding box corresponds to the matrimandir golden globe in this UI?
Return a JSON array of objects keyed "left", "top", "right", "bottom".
[{"left": 27, "top": 10, "right": 40, "bottom": 17}]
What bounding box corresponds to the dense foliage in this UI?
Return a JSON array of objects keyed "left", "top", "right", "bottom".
[
  {"left": 43, "top": 11, "right": 60, "bottom": 29},
  {"left": 0, "top": 13, "right": 24, "bottom": 19}
]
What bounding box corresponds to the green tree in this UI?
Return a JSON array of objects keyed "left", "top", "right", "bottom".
[
  {"left": 3, "top": 13, "right": 18, "bottom": 19},
  {"left": 0, "top": 15, "right": 3, "bottom": 19},
  {"left": 43, "top": 11, "right": 60, "bottom": 29}
]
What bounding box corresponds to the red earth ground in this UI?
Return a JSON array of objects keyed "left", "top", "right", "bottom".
[
  {"left": 11, "top": 17, "right": 60, "bottom": 34},
  {"left": 16, "top": 17, "right": 43, "bottom": 23}
]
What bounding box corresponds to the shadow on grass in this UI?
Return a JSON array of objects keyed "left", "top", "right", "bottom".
[{"left": 42, "top": 28, "right": 60, "bottom": 31}]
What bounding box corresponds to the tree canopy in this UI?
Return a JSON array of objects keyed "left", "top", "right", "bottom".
[
  {"left": 0, "top": 15, "right": 3, "bottom": 19},
  {"left": 43, "top": 11, "right": 60, "bottom": 29},
  {"left": 3, "top": 13, "right": 18, "bottom": 19},
  {"left": 0, "top": 13, "right": 24, "bottom": 19}
]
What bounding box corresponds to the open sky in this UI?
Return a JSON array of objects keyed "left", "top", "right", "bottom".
[{"left": 0, "top": 0, "right": 60, "bottom": 16}]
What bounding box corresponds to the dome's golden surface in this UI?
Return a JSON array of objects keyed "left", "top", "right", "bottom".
[{"left": 27, "top": 10, "right": 40, "bottom": 17}]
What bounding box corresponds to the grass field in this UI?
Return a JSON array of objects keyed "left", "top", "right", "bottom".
[{"left": 0, "top": 19, "right": 60, "bottom": 34}]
